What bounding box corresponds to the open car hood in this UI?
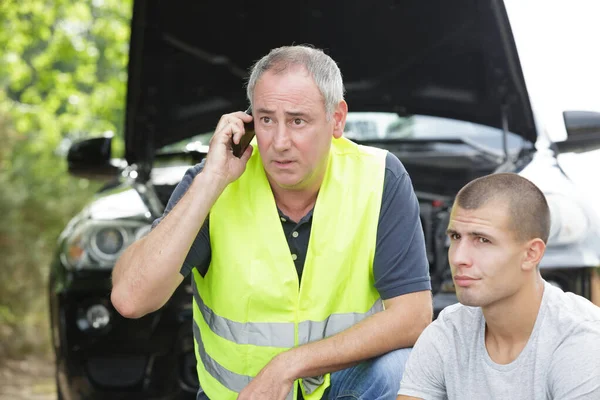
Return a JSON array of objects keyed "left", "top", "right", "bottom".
[{"left": 124, "top": 0, "right": 536, "bottom": 165}]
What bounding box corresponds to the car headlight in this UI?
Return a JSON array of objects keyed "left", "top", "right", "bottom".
[
  {"left": 60, "top": 220, "right": 151, "bottom": 270},
  {"left": 546, "top": 194, "right": 589, "bottom": 246}
]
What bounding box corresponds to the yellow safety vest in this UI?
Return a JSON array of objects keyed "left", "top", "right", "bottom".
[{"left": 192, "top": 137, "right": 387, "bottom": 400}]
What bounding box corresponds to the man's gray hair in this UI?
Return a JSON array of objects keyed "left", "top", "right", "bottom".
[{"left": 245, "top": 45, "right": 345, "bottom": 119}]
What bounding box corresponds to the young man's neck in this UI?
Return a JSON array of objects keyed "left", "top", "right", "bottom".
[{"left": 482, "top": 275, "right": 545, "bottom": 364}]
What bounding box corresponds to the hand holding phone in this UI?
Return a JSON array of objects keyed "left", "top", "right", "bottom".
[{"left": 232, "top": 107, "right": 255, "bottom": 158}]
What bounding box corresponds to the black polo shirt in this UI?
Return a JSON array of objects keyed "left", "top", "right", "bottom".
[{"left": 152, "top": 152, "right": 431, "bottom": 300}]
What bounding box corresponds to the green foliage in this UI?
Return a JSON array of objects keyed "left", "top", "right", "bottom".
[
  {"left": 0, "top": 0, "right": 131, "bottom": 151},
  {"left": 0, "top": 0, "right": 133, "bottom": 358}
]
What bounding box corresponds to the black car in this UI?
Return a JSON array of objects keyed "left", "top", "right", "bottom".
[{"left": 49, "top": 0, "right": 600, "bottom": 398}]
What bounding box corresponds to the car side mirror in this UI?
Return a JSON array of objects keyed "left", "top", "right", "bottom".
[
  {"left": 67, "top": 134, "right": 122, "bottom": 180},
  {"left": 555, "top": 110, "right": 600, "bottom": 153}
]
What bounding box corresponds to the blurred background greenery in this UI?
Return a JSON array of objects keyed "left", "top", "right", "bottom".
[{"left": 0, "top": 0, "right": 132, "bottom": 359}]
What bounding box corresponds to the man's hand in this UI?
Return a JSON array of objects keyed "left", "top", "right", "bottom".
[
  {"left": 203, "top": 111, "right": 254, "bottom": 186},
  {"left": 237, "top": 354, "right": 296, "bottom": 400}
]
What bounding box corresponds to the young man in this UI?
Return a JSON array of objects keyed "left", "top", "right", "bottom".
[
  {"left": 111, "top": 45, "right": 432, "bottom": 400},
  {"left": 397, "top": 173, "right": 600, "bottom": 400}
]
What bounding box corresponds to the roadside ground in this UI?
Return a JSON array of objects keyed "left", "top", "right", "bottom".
[{"left": 0, "top": 355, "right": 56, "bottom": 400}]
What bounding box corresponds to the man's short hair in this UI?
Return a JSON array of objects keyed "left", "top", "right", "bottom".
[
  {"left": 454, "top": 173, "right": 551, "bottom": 243},
  {"left": 245, "top": 44, "right": 344, "bottom": 119}
]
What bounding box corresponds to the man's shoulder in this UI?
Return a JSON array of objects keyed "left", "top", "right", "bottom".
[
  {"left": 544, "top": 282, "right": 600, "bottom": 327},
  {"left": 423, "top": 303, "right": 482, "bottom": 341},
  {"left": 384, "top": 151, "right": 408, "bottom": 180},
  {"left": 438, "top": 302, "right": 482, "bottom": 325},
  {"left": 380, "top": 152, "right": 410, "bottom": 197},
  {"left": 543, "top": 284, "right": 600, "bottom": 397},
  {"left": 542, "top": 283, "right": 600, "bottom": 345},
  {"left": 353, "top": 144, "right": 405, "bottom": 178},
  {"left": 409, "top": 303, "right": 481, "bottom": 366}
]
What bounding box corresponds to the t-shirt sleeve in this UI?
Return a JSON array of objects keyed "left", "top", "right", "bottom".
[
  {"left": 397, "top": 317, "right": 448, "bottom": 399},
  {"left": 151, "top": 160, "right": 211, "bottom": 278},
  {"left": 547, "top": 322, "right": 600, "bottom": 399},
  {"left": 373, "top": 152, "right": 431, "bottom": 299}
]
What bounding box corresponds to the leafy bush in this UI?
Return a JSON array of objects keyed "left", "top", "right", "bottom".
[{"left": 0, "top": 0, "right": 132, "bottom": 358}]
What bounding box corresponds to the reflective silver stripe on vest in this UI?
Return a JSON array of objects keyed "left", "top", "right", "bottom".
[
  {"left": 193, "top": 320, "right": 250, "bottom": 392},
  {"left": 193, "top": 320, "right": 294, "bottom": 400},
  {"left": 301, "top": 375, "right": 326, "bottom": 396},
  {"left": 193, "top": 284, "right": 295, "bottom": 348},
  {"left": 193, "top": 285, "right": 383, "bottom": 397},
  {"left": 298, "top": 299, "right": 384, "bottom": 396},
  {"left": 194, "top": 284, "right": 383, "bottom": 349},
  {"left": 297, "top": 299, "right": 384, "bottom": 345}
]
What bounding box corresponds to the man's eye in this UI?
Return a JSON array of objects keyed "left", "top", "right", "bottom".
[
  {"left": 293, "top": 118, "right": 304, "bottom": 125},
  {"left": 450, "top": 233, "right": 460, "bottom": 240},
  {"left": 261, "top": 117, "right": 272, "bottom": 124},
  {"left": 478, "top": 237, "right": 490, "bottom": 244}
]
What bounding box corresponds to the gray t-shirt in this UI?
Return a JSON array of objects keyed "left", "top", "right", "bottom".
[{"left": 398, "top": 281, "right": 600, "bottom": 399}]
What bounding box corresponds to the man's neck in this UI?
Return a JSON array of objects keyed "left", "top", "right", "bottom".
[
  {"left": 268, "top": 159, "right": 329, "bottom": 222},
  {"left": 272, "top": 185, "right": 319, "bottom": 223},
  {"left": 482, "top": 276, "right": 545, "bottom": 364}
]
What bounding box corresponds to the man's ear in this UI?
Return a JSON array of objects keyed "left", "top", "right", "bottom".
[
  {"left": 522, "top": 238, "right": 546, "bottom": 271},
  {"left": 332, "top": 100, "right": 348, "bottom": 139}
]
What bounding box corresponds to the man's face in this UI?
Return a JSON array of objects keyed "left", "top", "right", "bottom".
[
  {"left": 252, "top": 65, "right": 346, "bottom": 190},
  {"left": 446, "top": 201, "right": 529, "bottom": 308}
]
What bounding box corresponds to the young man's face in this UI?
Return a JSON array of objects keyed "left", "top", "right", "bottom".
[
  {"left": 446, "top": 200, "right": 531, "bottom": 308},
  {"left": 252, "top": 65, "right": 346, "bottom": 190}
]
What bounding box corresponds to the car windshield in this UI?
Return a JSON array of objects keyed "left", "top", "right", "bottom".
[{"left": 157, "top": 112, "right": 527, "bottom": 157}]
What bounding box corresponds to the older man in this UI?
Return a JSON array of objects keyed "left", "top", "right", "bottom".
[{"left": 112, "top": 45, "right": 432, "bottom": 400}]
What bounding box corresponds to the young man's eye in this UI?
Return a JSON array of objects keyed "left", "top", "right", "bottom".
[
  {"left": 450, "top": 233, "right": 460, "bottom": 240},
  {"left": 477, "top": 237, "right": 490, "bottom": 244}
]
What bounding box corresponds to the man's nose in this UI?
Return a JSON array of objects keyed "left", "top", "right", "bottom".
[
  {"left": 272, "top": 123, "right": 291, "bottom": 151},
  {"left": 449, "top": 240, "right": 472, "bottom": 269}
]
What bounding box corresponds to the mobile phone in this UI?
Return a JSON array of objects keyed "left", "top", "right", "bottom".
[{"left": 232, "top": 107, "right": 255, "bottom": 158}]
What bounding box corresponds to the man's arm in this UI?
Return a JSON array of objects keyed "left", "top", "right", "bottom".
[
  {"left": 111, "top": 111, "right": 253, "bottom": 319},
  {"left": 111, "top": 172, "right": 226, "bottom": 318},
  {"left": 150, "top": 161, "right": 212, "bottom": 279},
  {"left": 284, "top": 290, "right": 431, "bottom": 375},
  {"left": 548, "top": 325, "right": 600, "bottom": 399}
]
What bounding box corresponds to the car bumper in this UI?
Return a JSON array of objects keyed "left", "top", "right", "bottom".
[{"left": 50, "top": 266, "right": 198, "bottom": 399}]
